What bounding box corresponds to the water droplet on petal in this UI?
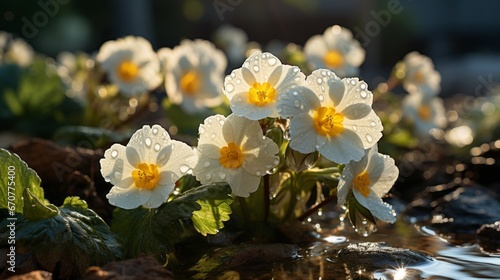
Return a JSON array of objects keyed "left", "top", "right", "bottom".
[
  {"left": 154, "top": 143, "right": 161, "bottom": 152},
  {"left": 114, "top": 172, "right": 122, "bottom": 180},
  {"left": 219, "top": 120, "right": 225, "bottom": 125},
  {"left": 268, "top": 57, "right": 277, "bottom": 66},
  {"left": 277, "top": 107, "right": 282, "bottom": 113},
  {"left": 199, "top": 126, "right": 206, "bottom": 134},
  {"left": 145, "top": 137, "right": 152, "bottom": 147},
  {"left": 204, "top": 161, "right": 211, "bottom": 167},
  {"left": 293, "top": 91, "right": 298, "bottom": 96},
  {"left": 218, "top": 171, "right": 226, "bottom": 180},
  {"left": 111, "top": 150, "right": 118, "bottom": 158},
  {"left": 180, "top": 165, "right": 190, "bottom": 174},
  {"left": 316, "top": 78, "right": 323, "bottom": 84},
  {"left": 319, "top": 94, "right": 324, "bottom": 101},
  {"left": 294, "top": 100, "right": 300, "bottom": 107},
  {"left": 244, "top": 62, "right": 250, "bottom": 68},
  {"left": 293, "top": 67, "right": 299, "bottom": 73},
  {"left": 236, "top": 79, "right": 241, "bottom": 84},
  {"left": 274, "top": 159, "right": 280, "bottom": 165},
  {"left": 152, "top": 128, "right": 158, "bottom": 135},
  {"left": 360, "top": 83, "right": 367, "bottom": 90},
  {"left": 231, "top": 72, "right": 236, "bottom": 78},
  {"left": 256, "top": 171, "right": 262, "bottom": 176},
  {"left": 366, "top": 134, "right": 373, "bottom": 143},
  {"left": 370, "top": 121, "right": 376, "bottom": 127},
  {"left": 360, "top": 91, "right": 368, "bottom": 99},
  {"left": 353, "top": 125, "right": 357, "bottom": 131},
  {"left": 350, "top": 80, "right": 356, "bottom": 85},
  {"left": 253, "top": 65, "right": 260, "bottom": 72},
  {"left": 226, "top": 83, "right": 234, "bottom": 93},
  {"left": 206, "top": 173, "right": 212, "bottom": 180},
  {"left": 210, "top": 133, "right": 216, "bottom": 139}
]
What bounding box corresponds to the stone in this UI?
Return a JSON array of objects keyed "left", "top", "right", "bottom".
[
  {"left": 476, "top": 222, "right": 500, "bottom": 254},
  {"left": 82, "top": 257, "right": 174, "bottom": 280},
  {"left": 337, "top": 242, "right": 432, "bottom": 270},
  {"left": 6, "top": 271, "right": 52, "bottom": 280}
]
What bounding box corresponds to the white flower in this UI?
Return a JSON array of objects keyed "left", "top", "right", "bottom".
[
  {"left": 160, "top": 39, "right": 227, "bottom": 114},
  {"left": 223, "top": 50, "right": 305, "bottom": 120},
  {"left": 277, "top": 69, "right": 383, "bottom": 164},
  {"left": 304, "top": 25, "right": 365, "bottom": 78},
  {"left": 337, "top": 145, "right": 399, "bottom": 223},
  {"left": 192, "top": 114, "right": 280, "bottom": 197},
  {"left": 402, "top": 90, "right": 446, "bottom": 137},
  {"left": 100, "top": 125, "right": 197, "bottom": 209},
  {"left": 97, "top": 36, "right": 162, "bottom": 96},
  {"left": 0, "top": 32, "right": 34, "bottom": 67},
  {"left": 213, "top": 24, "right": 248, "bottom": 65},
  {"left": 402, "top": 51, "right": 441, "bottom": 96}
]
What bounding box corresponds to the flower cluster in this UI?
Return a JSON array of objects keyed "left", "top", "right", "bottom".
[{"left": 96, "top": 25, "right": 399, "bottom": 236}]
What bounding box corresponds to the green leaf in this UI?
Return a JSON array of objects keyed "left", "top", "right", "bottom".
[
  {"left": 53, "top": 125, "right": 131, "bottom": 148},
  {"left": 0, "top": 197, "right": 122, "bottom": 279},
  {"left": 111, "top": 183, "right": 232, "bottom": 261},
  {"left": 192, "top": 199, "right": 232, "bottom": 236},
  {"left": 111, "top": 207, "right": 183, "bottom": 263},
  {"left": 0, "top": 148, "right": 44, "bottom": 214},
  {"left": 23, "top": 189, "right": 58, "bottom": 220}
]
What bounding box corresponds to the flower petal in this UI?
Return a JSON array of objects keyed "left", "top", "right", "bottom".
[
  {"left": 226, "top": 169, "right": 261, "bottom": 197},
  {"left": 100, "top": 143, "right": 135, "bottom": 185},
  {"left": 106, "top": 185, "right": 150, "bottom": 209},
  {"left": 289, "top": 113, "right": 318, "bottom": 154},
  {"left": 318, "top": 129, "right": 365, "bottom": 164}
]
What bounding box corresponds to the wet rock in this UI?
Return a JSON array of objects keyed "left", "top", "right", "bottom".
[
  {"left": 427, "top": 185, "right": 500, "bottom": 243},
  {"left": 337, "top": 242, "right": 432, "bottom": 270},
  {"left": 6, "top": 270, "right": 52, "bottom": 280},
  {"left": 476, "top": 222, "right": 500, "bottom": 254},
  {"left": 188, "top": 243, "right": 299, "bottom": 279},
  {"left": 82, "top": 256, "right": 174, "bottom": 280},
  {"left": 277, "top": 221, "right": 320, "bottom": 244}
]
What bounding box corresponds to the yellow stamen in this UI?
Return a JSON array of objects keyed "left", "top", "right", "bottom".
[
  {"left": 117, "top": 60, "right": 139, "bottom": 82},
  {"left": 219, "top": 142, "right": 244, "bottom": 169},
  {"left": 248, "top": 82, "right": 276, "bottom": 106},
  {"left": 323, "top": 50, "right": 344, "bottom": 68},
  {"left": 132, "top": 163, "right": 160, "bottom": 190},
  {"left": 353, "top": 170, "right": 371, "bottom": 197},
  {"left": 313, "top": 106, "right": 344, "bottom": 137},
  {"left": 413, "top": 70, "right": 425, "bottom": 83},
  {"left": 180, "top": 71, "right": 201, "bottom": 95},
  {"left": 418, "top": 104, "right": 432, "bottom": 121}
]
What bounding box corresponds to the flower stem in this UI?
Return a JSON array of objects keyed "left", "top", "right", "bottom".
[
  {"left": 263, "top": 174, "right": 270, "bottom": 223},
  {"left": 238, "top": 196, "right": 251, "bottom": 223},
  {"left": 297, "top": 193, "right": 337, "bottom": 221}
]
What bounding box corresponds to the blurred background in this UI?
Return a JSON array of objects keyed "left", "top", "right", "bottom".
[{"left": 1, "top": 0, "right": 500, "bottom": 97}]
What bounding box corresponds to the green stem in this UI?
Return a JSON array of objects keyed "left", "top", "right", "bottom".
[
  {"left": 282, "top": 172, "right": 297, "bottom": 222},
  {"left": 263, "top": 174, "right": 270, "bottom": 223},
  {"left": 238, "top": 196, "right": 251, "bottom": 224}
]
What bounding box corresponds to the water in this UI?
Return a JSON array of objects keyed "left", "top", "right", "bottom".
[{"left": 177, "top": 213, "right": 500, "bottom": 279}]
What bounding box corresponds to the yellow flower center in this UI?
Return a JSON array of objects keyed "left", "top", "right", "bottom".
[
  {"left": 323, "top": 50, "right": 344, "bottom": 68},
  {"left": 418, "top": 104, "right": 432, "bottom": 121},
  {"left": 117, "top": 60, "right": 139, "bottom": 82},
  {"left": 219, "top": 142, "right": 244, "bottom": 169},
  {"left": 413, "top": 70, "right": 425, "bottom": 83},
  {"left": 313, "top": 106, "right": 344, "bottom": 137},
  {"left": 180, "top": 71, "right": 201, "bottom": 95},
  {"left": 132, "top": 163, "right": 160, "bottom": 190},
  {"left": 248, "top": 82, "right": 276, "bottom": 106},
  {"left": 353, "top": 170, "right": 371, "bottom": 197}
]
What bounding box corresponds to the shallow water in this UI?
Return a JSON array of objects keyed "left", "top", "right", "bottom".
[{"left": 184, "top": 216, "right": 500, "bottom": 280}]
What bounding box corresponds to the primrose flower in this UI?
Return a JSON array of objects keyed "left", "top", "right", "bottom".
[
  {"left": 277, "top": 69, "right": 383, "bottom": 164},
  {"left": 222, "top": 50, "right": 305, "bottom": 120},
  {"left": 161, "top": 39, "right": 227, "bottom": 114},
  {"left": 100, "top": 125, "right": 196, "bottom": 209},
  {"left": 192, "top": 114, "right": 280, "bottom": 197},
  {"left": 402, "top": 51, "right": 441, "bottom": 97},
  {"left": 337, "top": 145, "right": 399, "bottom": 223},
  {"left": 304, "top": 25, "right": 365, "bottom": 78},
  {"left": 402, "top": 89, "right": 446, "bottom": 137},
  {"left": 97, "top": 36, "right": 162, "bottom": 96}
]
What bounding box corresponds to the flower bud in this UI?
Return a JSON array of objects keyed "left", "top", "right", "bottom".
[{"left": 285, "top": 145, "right": 319, "bottom": 172}]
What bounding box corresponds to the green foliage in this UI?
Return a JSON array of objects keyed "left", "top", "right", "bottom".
[
  {"left": 192, "top": 199, "right": 232, "bottom": 236},
  {"left": 0, "top": 197, "right": 122, "bottom": 279},
  {"left": 0, "top": 149, "right": 44, "bottom": 214},
  {"left": 0, "top": 58, "right": 83, "bottom": 137},
  {"left": 53, "top": 125, "right": 131, "bottom": 148},
  {"left": 111, "top": 183, "right": 233, "bottom": 262}
]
